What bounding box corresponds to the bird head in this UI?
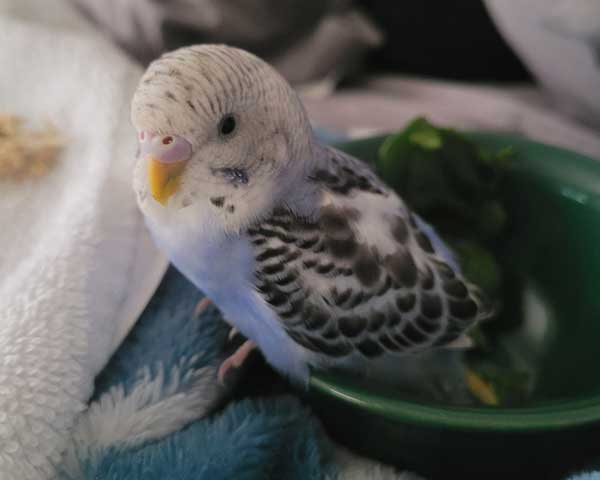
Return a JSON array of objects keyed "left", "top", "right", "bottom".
[{"left": 131, "top": 44, "right": 316, "bottom": 235}]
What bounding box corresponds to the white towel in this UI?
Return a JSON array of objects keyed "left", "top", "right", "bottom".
[{"left": 0, "top": 1, "right": 167, "bottom": 478}]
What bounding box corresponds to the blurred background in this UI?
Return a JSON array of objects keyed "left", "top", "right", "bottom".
[{"left": 71, "top": 0, "right": 600, "bottom": 136}]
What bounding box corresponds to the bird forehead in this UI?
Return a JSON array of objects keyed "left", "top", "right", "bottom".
[
  {"left": 131, "top": 45, "right": 284, "bottom": 141},
  {"left": 133, "top": 51, "right": 266, "bottom": 128},
  {"left": 141, "top": 46, "right": 264, "bottom": 95},
  {"left": 131, "top": 87, "right": 198, "bottom": 138},
  {"left": 160, "top": 45, "right": 264, "bottom": 77}
]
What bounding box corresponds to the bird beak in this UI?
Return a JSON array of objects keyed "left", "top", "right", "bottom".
[{"left": 147, "top": 157, "right": 189, "bottom": 205}]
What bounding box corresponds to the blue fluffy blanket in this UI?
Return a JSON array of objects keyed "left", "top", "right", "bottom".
[{"left": 63, "top": 266, "right": 337, "bottom": 479}]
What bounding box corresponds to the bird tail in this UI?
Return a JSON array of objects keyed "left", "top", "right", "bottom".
[{"left": 471, "top": 286, "right": 498, "bottom": 324}]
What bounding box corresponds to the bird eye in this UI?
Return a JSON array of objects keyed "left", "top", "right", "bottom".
[{"left": 218, "top": 114, "right": 236, "bottom": 137}]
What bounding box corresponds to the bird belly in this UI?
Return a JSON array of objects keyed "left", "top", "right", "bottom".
[
  {"left": 151, "top": 227, "right": 312, "bottom": 383},
  {"left": 216, "top": 289, "right": 312, "bottom": 385}
]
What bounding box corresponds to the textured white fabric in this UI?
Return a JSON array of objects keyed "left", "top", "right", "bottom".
[
  {"left": 303, "top": 77, "right": 600, "bottom": 160},
  {"left": 69, "top": 0, "right": 382, "bottom": 84},
  {"left": 0, "top": 1, "right": 167, "bottom": 478}
]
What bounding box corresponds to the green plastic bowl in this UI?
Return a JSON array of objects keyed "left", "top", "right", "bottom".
[{"left": 307, "top": 133, "right": 600, "bottom": 479}]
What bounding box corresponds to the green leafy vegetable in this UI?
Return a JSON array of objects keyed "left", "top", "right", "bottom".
[
  {"left": 376, "top": 117, "right": 511, "bottom": 293},
  {"left": 450, "top": 240, "right": 502, "bottom": 296},
  {"left": 466, "top": 344, "right": 533, "bottom": 406},
  {"left": 376, "top": 117, "right": 530, "bottom": 406},
  {"left": 377, "top": 117, "right": 511, "bottom": 240}
]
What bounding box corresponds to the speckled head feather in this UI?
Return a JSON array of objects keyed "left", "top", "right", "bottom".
[
  {"left": 132, "top": 44, "right": 311, "bottom": 151},
  {"left": 131, "top": 44, "right": 317, "bottom": 236}
]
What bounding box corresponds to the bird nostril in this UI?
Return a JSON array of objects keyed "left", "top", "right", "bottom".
[{"left": 162, "top": 136, "right": 173, "bottom": 145}]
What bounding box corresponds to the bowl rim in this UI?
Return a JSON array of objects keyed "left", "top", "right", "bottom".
[
  {"left": 309, "top": 374, "right": 600, "bottom": 431},
  {"left": 309, "top": 131, "right": 600, "bottom": 432}
]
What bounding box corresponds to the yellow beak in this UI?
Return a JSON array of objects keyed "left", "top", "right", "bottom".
[{"left": 147, "top": 157, "right": 189, "bottom": 205}]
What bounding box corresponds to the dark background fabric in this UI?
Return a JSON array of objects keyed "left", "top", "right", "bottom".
[
  {"left": 71, "top": 0, "right": 530, "bottom": 85},
  {"left": 357, "top": 1, "right": 532, "bottom": 81}
]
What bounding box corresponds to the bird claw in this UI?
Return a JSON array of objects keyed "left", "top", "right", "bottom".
[
  {"left": 228, "top": 326, "right": 240, "bottom": 341},
  {"left": 193, "top": 297, "right": 211, "bottom": 318},
  {"left": 217, "top": 340, "right": 256, "bottom": 384},
  {"left": 192, "top": 298, "right": 253, "bottom": 384}
]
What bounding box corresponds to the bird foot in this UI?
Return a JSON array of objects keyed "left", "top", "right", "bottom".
[
  {"left": 218, "top": 339, "right": 256, "bottom": 384},
  {"left": 193, "top": 297, "right": 212, "bottom": 318},
  {"left": 228, "top": 326, "right": 240, "bottom": 341},
  {"left": 193, "top": 298, "right": 254, "bottom": 384}
]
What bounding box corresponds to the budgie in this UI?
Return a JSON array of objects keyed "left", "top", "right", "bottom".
[{"left": 130, "top": 45, "right": 490, "bottom": 394}]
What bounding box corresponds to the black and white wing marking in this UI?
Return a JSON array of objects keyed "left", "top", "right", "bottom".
[{"left": 248, "top": 147, "right": 489, "bottom": 360}]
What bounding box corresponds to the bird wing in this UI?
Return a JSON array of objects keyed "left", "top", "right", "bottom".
[{"left": 248, "top": 147, "right": 489, "bottom": 360}]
